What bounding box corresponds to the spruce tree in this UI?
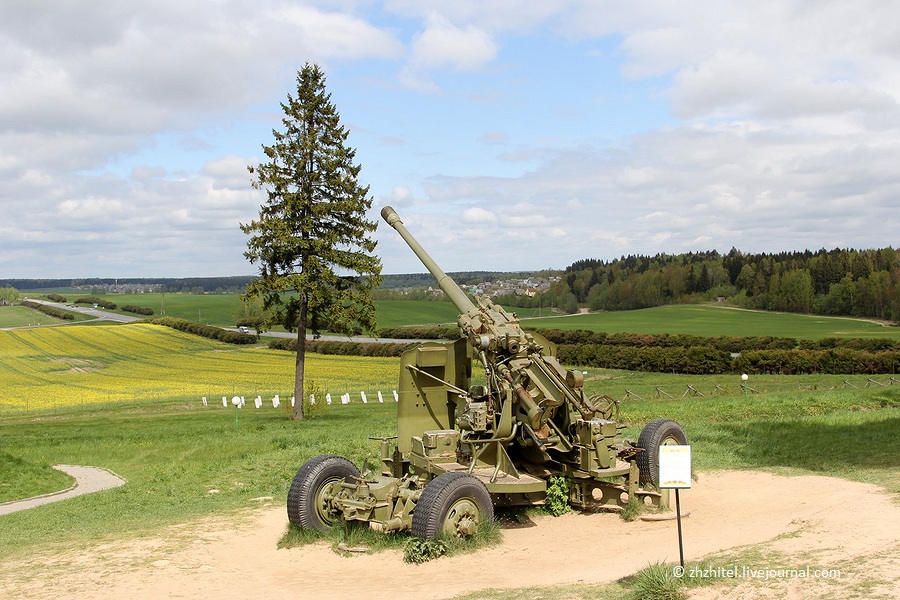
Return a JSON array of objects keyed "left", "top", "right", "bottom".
[{"left": 241, "top": 63, "right": 382, "bottom": 420}]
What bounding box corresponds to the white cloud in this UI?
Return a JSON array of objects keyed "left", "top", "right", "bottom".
[
  {"left": 274, "top": 5, "right": 404, "bottom": 60},
  {"left": 409, "top": 13, "right": 496, "bottom": 70},
  {"left": 461, "top": 206, "right": 498, "bottom": 225},
  {"left": 386, "top": 185, "right": 416, "bottom": 207}
]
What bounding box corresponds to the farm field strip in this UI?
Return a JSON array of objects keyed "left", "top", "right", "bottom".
[
  {"left": 523, "top": 304, "right": 900, "bottom": 339},
  {"left": 0, "top": 324, "right": 400, "bottom": 413}
]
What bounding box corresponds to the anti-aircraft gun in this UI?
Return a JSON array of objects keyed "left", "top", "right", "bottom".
[{"left": 286, "top": 206, "right": 687, "bottom": 539}]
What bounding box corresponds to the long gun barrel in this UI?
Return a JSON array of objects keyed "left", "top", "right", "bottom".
[
  {"left": 381, "top": 205, "right": 598, "bottom": 433},
  {"left": 381, "top": 206, "right": 477, "bottom": 316}
]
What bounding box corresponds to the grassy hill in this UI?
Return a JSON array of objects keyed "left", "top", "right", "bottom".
[{"left": 0, "top": 323, "right": 399, "bottom": 414}]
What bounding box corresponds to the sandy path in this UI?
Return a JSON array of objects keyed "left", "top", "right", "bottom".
[{"left": 1, "top": 470, "right": 898, "bottom": 599}]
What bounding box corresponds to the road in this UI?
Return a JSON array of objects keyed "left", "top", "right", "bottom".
[
  {"left": 19, "top": 299, "right": 427, "bottom": 343},
  {"left": 23, "top": 298, "right": 141, "bottom": 323}
]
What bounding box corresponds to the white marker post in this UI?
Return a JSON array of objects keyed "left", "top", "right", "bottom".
[
  {"left": 658, "top": 445, "right": 692, "bottom": 569},
  {"left": 231, "top": 396, "right": 242, "bottom": 428}
]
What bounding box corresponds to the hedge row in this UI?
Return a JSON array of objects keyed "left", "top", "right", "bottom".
[
  {"left": 22, "top": 300, "right": 75, "bottom": 321},
  {"left": 557, "top": 343, "right": 900, "bottom": 375},
  {"left": 122, "top": 305, "right": 154, "bottom": 316},
  {"left": 269, "top": 337, "right": 419, "bottom": 357},
  {"left": 381, "top": 326, "right": 900, "bottom": 354},
  {"left": 268, "top": 334, "right": 900, "bottom": 375},
  {"left": 535, "top": 329, "right": 900, "bottom": 353},
  {"left": 377, "top": 326, "right": 459, "bottom": 340},
  {"left": 74, "top": 296, "right": 117, "bottom": 310},
  {"left": 46, "top": 293, "right": 67, "bottom": 302},
  {"left": 148, "top": 317, "right": 257, "bottom": 344}
]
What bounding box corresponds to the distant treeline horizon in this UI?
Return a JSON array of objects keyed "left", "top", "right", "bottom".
[
  {"left": 4, "top": 245, "right": 899, "bottom": 324},
  {"left": 0, "top": 271, "right": 546, "bottom": 293}
]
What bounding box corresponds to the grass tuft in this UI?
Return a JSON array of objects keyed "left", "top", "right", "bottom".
[
  {"left": 620, "top": 494, "right": 644, "bottom": 522},
  {"left": 278, "top": 517, "right": 501, "bottom": 564},
  {"left": 626, "top": 561, "right": 684, "bottom": 600}
]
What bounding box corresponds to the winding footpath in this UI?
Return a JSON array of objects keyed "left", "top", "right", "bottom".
[{"left": 0, "top": 465, "right": 127, "bottom": 516}]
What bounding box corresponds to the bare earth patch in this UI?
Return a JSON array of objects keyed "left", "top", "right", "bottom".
[
  {"left": 1, "top": 470, "right": 897, "bottom": 599},
  {"left": 50, "top": 357, "right": 103, "bottom": 373}
]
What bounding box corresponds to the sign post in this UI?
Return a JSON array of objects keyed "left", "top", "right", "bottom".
[{"left": 658, "top": 444, "right": 692, "bottom": 568}]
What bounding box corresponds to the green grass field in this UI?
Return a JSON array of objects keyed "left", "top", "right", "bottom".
[
  {"left": 1, "top": 383, "right": 897, "bottom": 562},
  {"left": 9, "top": 293, "right": 897, "bottom": 340},
  {"left": 0, "top": 305, "right": 96, "bottom": 327},
  {"left": 5, "top": 293, "right": 563, "bottom": 329},
  {"left": 523, "top": 304, "right": 900, "bottom": 340},
  {"left": 87, "top": 292, "right": 241, "bottom": 327},
  {"left": 375, "top": 300, "right": 546, "bottom": 329},
  {"left": 374, "top": 300, "right": 459, "bottom": 328}
]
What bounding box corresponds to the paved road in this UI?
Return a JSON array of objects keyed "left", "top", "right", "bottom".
[
  {"left": 23, "top": 298, "right": 141, "bottom": 323},
  {"left": 0, "top": 465, "right": 127, "bottom": 516},
  {"left": 19, "top": 299, "right": 427, "bottom": 343}
]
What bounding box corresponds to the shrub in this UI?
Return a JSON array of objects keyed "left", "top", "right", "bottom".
[
  {"left": 21, "top": 300, "right": 74, "bottom": 321},
  {"left": 74, "top": 296, "right": 117, "bottom": 310},
  {"left": 403, "top": 538, "right": 448, "bottom": 564},
  {"left": 544, "top": 476, "right": 570, "bottom": 516},
  {"left": 148, "top": 317, "right": 257, "bottom": 345}
]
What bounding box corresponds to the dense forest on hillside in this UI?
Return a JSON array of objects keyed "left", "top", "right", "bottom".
[{"left": 494, "top": 246, "right": 899, "bottom": 323}]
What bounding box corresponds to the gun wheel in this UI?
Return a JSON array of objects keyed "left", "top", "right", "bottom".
[
  {"left": 411, "top": 473, "right": 493, "bottom": 540},
  {"left": 636, "top": 418, "right": 687, "bottom": 486},
  {"left": 287, "top": 454, "right": 359, "bottom": 530}
]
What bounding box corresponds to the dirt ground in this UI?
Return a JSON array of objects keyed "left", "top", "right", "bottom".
[{"left": 1, "top": 470, "right": 898, "bottom": 599}]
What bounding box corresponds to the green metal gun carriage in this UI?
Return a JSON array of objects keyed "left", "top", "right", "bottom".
[{"left": 287, "top": 206, "right": 687, "bottom": 539}]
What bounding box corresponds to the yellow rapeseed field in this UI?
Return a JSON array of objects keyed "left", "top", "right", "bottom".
[{"left": 0, "top": 323, "right": 400, "bottom": 412}]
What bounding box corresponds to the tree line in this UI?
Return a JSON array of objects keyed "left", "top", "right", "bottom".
[
  {"left": 0, "top": 276, "right": 255, "bottom": 293},
  {"left": 496, "top": 247, "right": 900, "bottom": 323}
]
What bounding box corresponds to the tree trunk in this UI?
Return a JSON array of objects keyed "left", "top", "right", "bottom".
[{"left": 293, "top": 293, "right": 307, "bottom": 420}]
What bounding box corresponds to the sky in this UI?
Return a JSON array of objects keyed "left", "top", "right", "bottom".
[{"left": 1, "top": 0, "right": 899, "bottom": 278}]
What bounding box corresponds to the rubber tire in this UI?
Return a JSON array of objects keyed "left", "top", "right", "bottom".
[
  {"left": 636, "top": 418, "right": 688, "bottom": 486},
  {"left": 411, "top": 473, "right": 493, "bottom": 540},
  {"left": 287, "top": 454, "right": 360, "bottom": 530}
]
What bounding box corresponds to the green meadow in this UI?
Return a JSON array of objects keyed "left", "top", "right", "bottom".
[
  {"left": 89, "top": 292, "right": 241, "bottom": 327},
  {"left": 2, "top": 377, "right": 897, "bottom": 562},
  {"left": 523, "top": 304, "right": 900, "bottom": 340},
  {"left": 0, "top": 304, "right": 95, "bottom": 327},
  {"left": 375, "top": 300, "right": 545, "bottom": 329},
  {"left": 2, "top": 295, "right": 552, "bottom": 330},
  {"left": 6, "top": 294, "right": 898, "bottom": 340}
]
